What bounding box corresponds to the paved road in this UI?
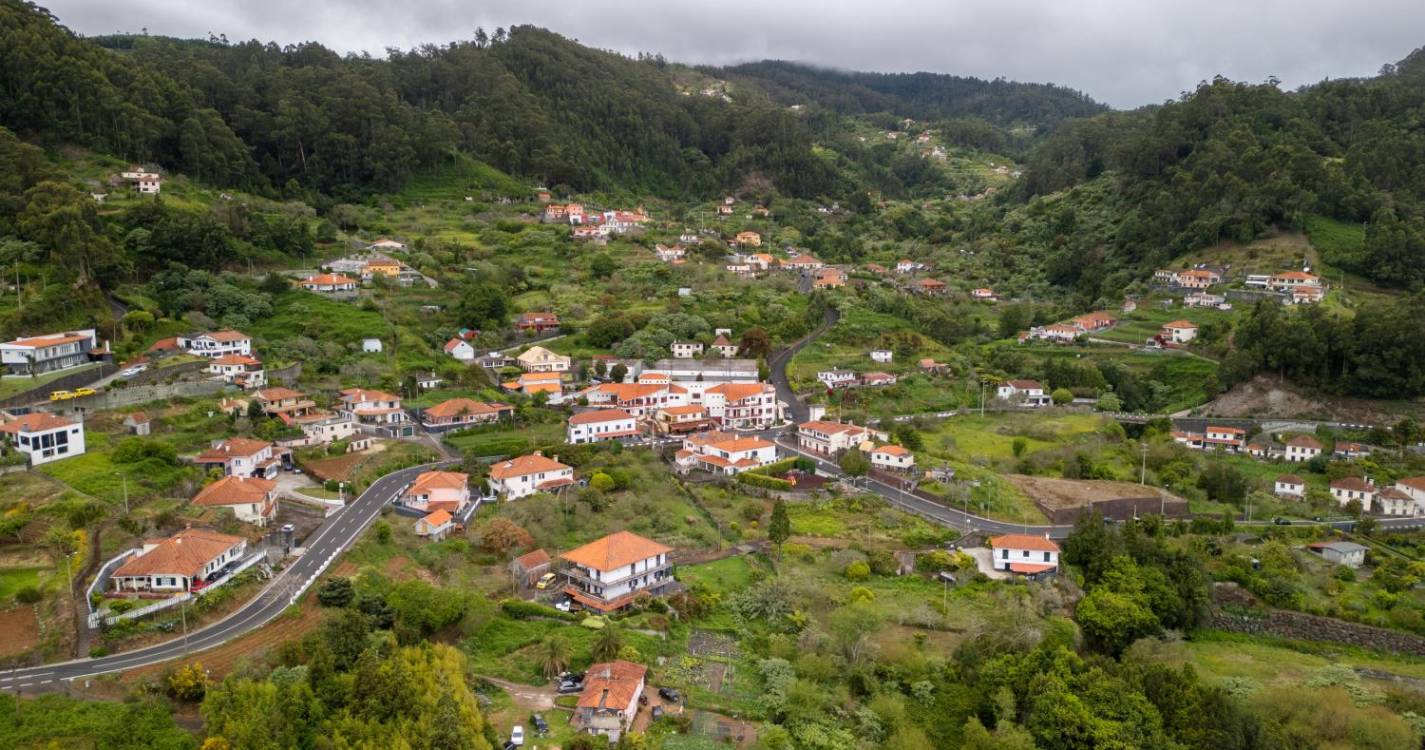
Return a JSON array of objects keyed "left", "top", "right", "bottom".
[
  {"left": 767, "top": 306, "right": 838, "bottom": 424},
  {"left": 0, "top": 462, "right": 444, "bottom": 693}
]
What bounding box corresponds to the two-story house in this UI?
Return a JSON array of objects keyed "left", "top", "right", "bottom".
[
  {"left": 651, "top": 405, "right": 716, "bottom": 435},
  {"left": 670, "top": 341, "right": 704, "bottom": 359},
  {"left": 1285, "top": 435, "right": 1323, "bottom": 462},
  {"left": 796, "top": 421, "right": 886, "bottom": 457},
  {"left": 584, "top": 383, "right": 689, "bottom": 417},
  {"left": 0, "top": 412, "right": 85, "bottom": 465},
  {"left": 567, "top": 409, "right": 641, "bottom": 444},
  {"left": 515, "top": 312, "right": 561, "bottom": 334},
  {"left": 338, "top": 388, "right": 409, "bottom": 430},
  {"left": 178, "top": 330, "right": 252, "bottom": 359},
  {"left": 191, "top": 475, "right": 278, "bottom": 526},
  {"left": 208, "top": 354, "right": 266, "bottom": 389},
  {"left": 817, "top": 370, "right": 859, "bottom": 390},
  {"left": 0, "top": 329, "right": 100, "bottom": 375},
  {"left": 402, "top": 470, "right": 470, "bottom": 514},
  {"left": 989, "top": 534, "right": 1061, "bottom": 578},
  {"left": 677, "top": 435, "right": 778, "bottom": 475},
  {"left": 709, "top": 334, "right": 739, "bottom": 358},
  {"left": 575, "top": 660, "right": 647, "bottom": 743},
  {"left": 299, "top": 274, "right": 358, "bottom": 293},
  {"left": 110, "top": 528, "right": 247, "bottom": 594},
  {"left": 195, "top": 438, "right": 281, "bottom": 479},
  {"left": 421, "top": 398, "right": 512, "bottom": 432},
  {"left": 870, "top": 444, "right": 915, "bottom": 472},
  {"left": 996, "top": 380, "right": 1049, "bottom": 406},
  {"left": 562, "top": 531, "right": 675, "bottom": 612},
  {"left": 517, "top": 345, "right": 571, "bottom": 373},
  {"left": 702, "top": 382, "right": 780, "bottom": 429},
  {"left": 488, "top": 452, "right": 575, "bottom": 499},
  {"left": 1160, "top": 320, "right": 1198, "bottom": 344},
  {"left": 1204, "top": 426, "right": 1246, "bottom": 452},
  {"left": 1330, "top": 476, "right": 1376, "bottom": 510}
]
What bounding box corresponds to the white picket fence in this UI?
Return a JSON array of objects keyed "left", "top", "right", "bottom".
[{"left": 89, "top": 552, "right": 266, "bottom": 628}]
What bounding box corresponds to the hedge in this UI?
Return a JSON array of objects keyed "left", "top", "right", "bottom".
[
  {"left": 744, "top": 457, "right": 800, "bottom": 478},
  {"left": 737, "top": 472, "right": 793, "bottom": 491}
]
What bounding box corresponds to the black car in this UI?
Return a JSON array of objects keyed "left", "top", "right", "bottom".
[
  {"left": 658, "top": 687, "right": 681, "bottom": 703},
  {"left": 1273, "top": 517, "right": 1292, "bottom": 526},
  {"left": 531, "top": 714, "right": 549, "bottom": 735},
  {"left": 503, "top": 743, "right": 517, "bottom": 750},
  {"left": 652, "top": 706, "right": 665, "bottom": 721}
]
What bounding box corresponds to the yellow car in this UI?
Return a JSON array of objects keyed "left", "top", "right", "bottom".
[
  {"left": 72, "top": 387, "right": 97, "bottom": 398},
  {"left": 49, "top": 390, "right": 75, "bottom": 401},
  {"left": 535, "top": 573, "right": 558, "bottom": 591}
]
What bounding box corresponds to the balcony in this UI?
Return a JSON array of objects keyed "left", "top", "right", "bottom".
[{"left": 562, "top": 560, "right": 673, "bottom": 591}]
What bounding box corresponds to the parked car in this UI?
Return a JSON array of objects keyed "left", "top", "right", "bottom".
[
  {"left": 531, "top": 714, "right": 549, "bottom": 735},
  {"left": 651, "top": 706, "right": 665, "bottom": 721},
  {"left": 118, "top": 364, "right": 148, "bottom": 379},
  {"left": 554, "top": 598, "right": 572, "bottom": 612},
  {"left": 1272, "top": 517, "right": 1292, "bottom": 526},
  {"left": 535, "top": 572, "right": 558, "bottom": 590},
  {"left": 72, "top": 387, "right": 96, "bottom": 398},
  {"left": 48, "top": 390, "right": 75, "bottom": 401},
  {"left": 658, "top": 687, "right": 681, "bottom": 703},
  {"left": 510, "top": 725, "right": 524, "bottom": 746},
  {"left": 556, "top": 674, "right": 583, "bottom": 694}
]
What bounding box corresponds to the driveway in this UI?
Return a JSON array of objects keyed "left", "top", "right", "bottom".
[{"left": 963, "top": 546, "right": 1011, "bottom": 580}]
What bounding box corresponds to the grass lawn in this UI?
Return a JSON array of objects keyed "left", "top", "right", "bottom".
[
  {"left": 444, "top": 422, "right": 565, "bottom": 457},
  {"left": 0, "top": 364, "right": 101, "bottom": 400},
  {"left": 678, "top": 556, "right": 758, "bottom": 597},
  {"left": 0, "top": 567, "right": 42, "bottom": 600}
]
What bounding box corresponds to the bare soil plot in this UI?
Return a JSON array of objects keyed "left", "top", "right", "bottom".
[
  {"left": 0, "top": 605, "right": 41, "bottom": 658},
  {"left": 1006, "top": 474, "right": 1179, "bottom": 510}
]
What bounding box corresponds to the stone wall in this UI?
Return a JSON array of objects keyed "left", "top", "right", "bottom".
[{"left": 1208, "top": 583, "right": 1425, "bottom": 656}]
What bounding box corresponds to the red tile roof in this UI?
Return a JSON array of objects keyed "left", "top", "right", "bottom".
[
  {"left": 192, "top": 476, "right": 276, "bottom": 507},
  {"left": 562, "top": 531, "right": 671, "bottom": 572},
  {"left": 0, "top": 413, "right": 76, "bottom": 433},
  {"left": 570, "top": 409, "right": 636, "bottom": 425},
  {"left": 578, "top": 660, "right": 647, "bottom": 710},
  {"left": 489, "top": 453, "right": 570, "bottom": 481},
  {"left": 990, "top": 534, "right": 1060, "bottom": 553},
  {"left": 113, "top": 528, "right": 244, "bottom": 579},
  {"left": 409, "top": 471, "right": 468, "bottom": 496}
]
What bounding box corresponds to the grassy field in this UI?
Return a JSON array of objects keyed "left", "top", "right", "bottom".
[
  {"left": 0, "top": 364, "right": 102, "bottom": 400},
  {"left": 0, "top": 567, "right": 42, "bottom": 600},
  {"left": 443, "top": 422, "right": 565, "bottom": 457}
]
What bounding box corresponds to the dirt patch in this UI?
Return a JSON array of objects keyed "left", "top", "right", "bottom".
[
  {"left": 121, "top": 599, "right": 325, "bottom": 683},
  {"left": 688, "top": 630, "right": 739, "bottom": 660},
  {"left": 301, "top": 452, "right": 365, "bottom": 482},
  {"left": 0, "top": 605, "right": 41, "bottom": 658},
  {"left": 1006, "top": 475, "right": 1178, "bottom": 510},
  {"left": 1201, "top": 375, "right": 1420, "bottom": 423},
  {"left": 382, "top": 555, "right": 437, "bottom": 584}
]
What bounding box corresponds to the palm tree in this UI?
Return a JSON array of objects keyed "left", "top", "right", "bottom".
[
  {"left": 538, "top": 634, "right": 571, "bottom": 679},
  {"left": 591, "top": 624, "right": 623, "bottom": 662}
]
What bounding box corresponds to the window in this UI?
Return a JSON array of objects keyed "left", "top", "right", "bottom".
[
  {"left": 1044, "top": 552, "right": 1051, "bottom": 562},
  {"left": 1000, "top": 549, "right": 1008, "bottom": 559},
  {"left": 1022, "top": 550, "right": 1030, "bottom": 557}
]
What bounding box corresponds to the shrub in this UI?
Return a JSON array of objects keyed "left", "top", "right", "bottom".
[
  {"left": 845, "top": 561, "right": 871, "bottom": 581},
  {"left": 14, "top": 585, "right": 42, "bottom": 604},
  {"left": 738, "top": 473, "right": 793, "bottom": 491},
  {"left": 317, "top": 576, "right": 355, "bottom": 607}
]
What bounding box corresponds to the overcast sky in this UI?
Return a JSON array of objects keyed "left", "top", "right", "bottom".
[{"left": 42, "top": 0, "right": 1425, "bottom": 108}]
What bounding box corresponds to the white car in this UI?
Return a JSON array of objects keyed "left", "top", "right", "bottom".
[
  {"left": 119, "top": 364, "right": 148, "bottom": 378},
  {"left": 511, "top": 726, "right": 525, "bottom": 746}
]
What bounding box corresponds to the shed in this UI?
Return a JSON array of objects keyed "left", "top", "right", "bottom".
[
  {"left": 510, "top": 548, "right": 552, "bottom": 586},
  {"left": 1308, "top": 541, "right": 1367, "bottom": 568}
]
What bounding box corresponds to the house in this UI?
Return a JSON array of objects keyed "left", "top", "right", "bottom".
[
  {"left": 361, "top": 338, "right": 383, "bottom": 353},
  {"left": 208, "top": 354, "right": 266, "bottom": 389},
  {"left": 870, "top": 444, "right": 915, "bottom": 472},
  {"left": 971, "top": 287, "right": 997, "bottom": 301},
  {"left": 252, "top": 387, "right": 317, "bottom": 422},
  {"left": 678, "top": 435, "right": 778, "bottom": 475},
  {"left": 709, "top": 334, "right": 739, "bottom": 358},
  {"left": 1175, "top": 269, "right": 1221, "bottom": 289},
  {"left": 362, "top": 255, "right": 403, "bottom": 279},
  {"left": 914, "top": 278, "right": 947, "bottom": 296},
  {"left": 1171, "top": 430, "right": 1205, "bottom": 450},
  {"left": 0, "top": 329, "right": 101, "bottom": 375},
  {"left": 517, "top": 346, "right": 571, "bottom": 373},
  {"left": 703, "top": 382, "right": 780, "bottom": 429},
  {"left": 870, "top": 349, "right": 893, "bottom": 363},
  {"left": 865, "top": 263, "right": 889, "bottom": 275},
  {"left": 780, "top": 255, "right": 825, "bottom": 272},
  {"left": 415, "top": 373, "right": 444, "bottom": 390},
  {"left": 413, "top": 509, "right": 454, "bottom": 541},
  {"left": 1329, "top": 476, "right": 1376, "bottom": 510},
  {"left": 178, "top": 330, "right": 252, "bottom": 359},
  {"left": 652, "top": 405, "right": 716, "bottom": 435},
  {"left": 562, "top": 531, "right": 675, "bottom": 613},
  {"left": 1393, "top": 477, "right": 1425, "bottom": 508},
  {"left": 1184, "top": 292, "right": 1228, "bottom": 309},
  {"left": 567, "top": 409, "right": 640, "bottom": 444},
  {"left": 575, "top": 660, "right": 648, "bottom": 741},
  {"left": 402, "top": 471, "right": 470, "bottom": 514},
  {"left": 191, "top": 476, "right": 278, "bottom": 526},
  {"left": 515, "top": 312, "right": 561, "bottom": 334},
  {"left": 124, "top": 411, "right": 152, "bottom": 436},
  {"left": 583, "top": 382, "right": 689, "bottom": 417},
  {"left": 503, "top": 372, "right": 563, "bottom": 398},
  {"left": 1308, "top": 541, "right": 1367, "bottom": 568},
  {"left": 1025, "top": 323, "right": 1082, "bottom": 343},
  {"left": 861, "top": 371, "right": 898, "bottom": 387},
  {"left": 671, "top": 341, "right": 704, "bottom": 359},
  {"left": 1269, "top": 271, "right": 1320, "bottom": 291},
  {"left": 919, "top": 358, "right": 947, "bottom": 374},
  {"left": 813, "top": 267, "right": 848, "bottom": 289},
  {"left": 444, "top": 338, "right": 476, "bottom": 361},
  {"left": 895, "top": 259, "right": 922, "bottom": 274},
  {"left": 989, "top": 534, "right": 1060, "bottom": 578},
  {"left": 421, "top": 398, "right": 512, "bottom": 431},
  {"left": 510, "top": 548, "right": 552, "bottom": 587},
  {"left": 488, "top": 452, "right": 575, "bottom": 499},
  {"left": 1160, "top": 320, "right": 1198, "bottom": 344},
  {"left": 195, "top": 438, "right": 282, "bottom": 479},
  {"left": 1247, "top": 437, "right": 1283, "bottom": 460},
  {"left": 796, "top": 421, "right": 885, "bottom": 456},
  {"left": 1334, "top": 441, "right": 1370, "bottom": 460},
  {"left": 654, "top": 245, "right": 686, "bottom": 263},
  {"left": 338, "top": 388, "right": 408, "bottom": 429},
  {"left": 1274, "top": 475, "right": 1306, "bottom": 498},
  {"left": 1204, "top": 426, "right": 1246, "bottom": 452},
  {"left": 1290, "top": 285, "right": 1327, "bottom": 305},
  {"left": 1244, "top": 274, "right": 1272, "bottom": 288},
  {"left": 300, "top": 274, "right": 358, "bottom": 293},
  {"left": 817, "top": 370, "right": 859, "bottom": 390},
  {"left": 996, "top": 380, "right": 1048, "bottom": 406},
  {"left": 746, "top": 253, "right": 775, "bottom": 272},
  {"left": 0, "top": 412, "right": 85, "bottom": 465},
  {"left": 121, "top": 169, "right": 161, "bottom": 194},
  {"left": 734, "top": 231, "right": 762, "bottom": 248},
  {"left": 1070, "top": 312, "right": 1116, "bottom": 332},
  {"left": 1285, "top": 435, "right": 1323, "bottom": 463},
  {"left": 110, "top": 528, "right": 246, "bottom": 594},
  {"left": 1377, "top": 487, "right": 1418, "bottom": 517}
]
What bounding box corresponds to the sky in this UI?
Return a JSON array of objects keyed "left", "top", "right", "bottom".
[{"left": 41, "top": 0, "right": 1425, "bottom": 108}]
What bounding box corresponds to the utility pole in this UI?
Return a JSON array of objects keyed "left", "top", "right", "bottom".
[
  {"left": 115, "top": 472, "right": 129, "bottom": 514},
  {"left": 181, "top": 598, "right": 189, "bottom": 656},
  {"left": 1140, "top": 442, "right": 1148, "bottom": 486},
  {"left": 980, "top": 380, "right": 986, "bottom": 417}
]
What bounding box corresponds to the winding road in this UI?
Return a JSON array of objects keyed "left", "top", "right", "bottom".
[
  {"left": 1, "top": 462, "right": 444, "bottom": 693},
  {"left": 767, "top": 305, "right": 839, "bottom": 424}
]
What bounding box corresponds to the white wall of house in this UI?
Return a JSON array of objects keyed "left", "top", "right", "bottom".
[
  {"left": 491, "top": 467, "right": 574, "bottom": 500},
  {"left": 994, "top": 546, "right": 1059, "bottom": 571},
  {"left": 11, "top": 423, "right": 86, "bottom": 465},
  {"left": 567, "top": 416, "right": 639, "bottom": 444}
]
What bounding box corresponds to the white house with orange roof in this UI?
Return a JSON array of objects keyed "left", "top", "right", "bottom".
[
  {"left": 110, "top": 528, "right": 247, "bottom": 594},
  {"left": 0, "top": 329, "right": 101, "bottom": 374},
  {"left": 1160, "top": 320, "right": 1198, "bottom": 344},
  {"left": 178, "top": 330, "right": 252, "bottom": 358},
  {"left": 584, "top": 382, "right": 689, "bottom": 417},
  {"left": 337, "top": 388, "right": 407, "bottom": 427},
  {"left": 516, "top": 345, "right": 571, "bottom": 373},
  {"left": 971, "top": 287, "right": 997, "bottom": 301},
  {"left": 567, "top": 409, "right": 640, "bottom": 444},
  {"left": 870, "top": 444, "right": 915, "bottom": 472},
  {"left": 299, "top": 274, "right": 358, "bottom": 293},
  {"left": 671, "top": 341, "right": 704, "bottom": 359},
  {"left": 421, "top": 398, "right": 512, "bottom": 431},
  {"left": 1331, "top": 476, "right": 1376, "bottom": 510},
  {"left": 562, "top": 531, "right": 675, "bottom": 614},
  {"left": 191, "top": 475, "right": 278, "bottom": 526},
  {"left": 0, "top": 412, "right": 85, "bottom": 465},
  {"left": 990, "top": 534, "right": 1060, "bottom": 578},
  {"left": 414, "top": 509, "right": 455, "bottom": 540},
  {"left": 652, "top": 405, "right": 716, "bottom": 435},
  {"left": 996, "top": 379, "right": 1047, "bottom": 406},
  {"left": 444, "top": 338, "right": 476, "bottom": 361},
  {"left": 702, "top": 382, "right": 780, "bottom": 429},
  {"left": 194, "top": 438, "right": 282, "bottom": 478},
  {"left": 402, "top": 471, "right": 470, "bottom": 513},
  {"left": 503, "top": 372, "right": 564, "bottom": 400},
  {"left": 796, "top": 421, "right": 886, "bottom": 457},
  {"left": 207, "top": 354, "right": 266, "bottom": 389},
  {"left": 575, "top": 659, "right": 648, "bottom": 741},
  {"left": 709, "top": 334, "right": 739, "bottom": 358},
  {"left": 733, "top": 231, "right": 762, "bottom": 248},
  {"left": 675, "top": 432, "right": 778, "bottom": 475},
  {"left": 1285, "top": 435, "right": 1323, "bottom": 462},
  {"left": 1269, "top": 271, "right": 1320, "bottom": 291},
  {"left": 1203, "top": 425, "right": 1246, "bottom": 452},
  {"left": 488, "top": 452, "right": 575, "bottom": 499}
]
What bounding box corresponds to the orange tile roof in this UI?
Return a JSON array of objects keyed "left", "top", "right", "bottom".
[
  {"left": 562, "top": 530, "right": 671, "bottom": 572},
  {"left": 0, "top": 413, "right": 76, "bottom": 433},
  {"left": 1008, "top": 562, "right": 1057, "bottom": 574},
  {"left": 302, "top": 274, "right": 356, "bottom": 286},
  {"left": 489, "top": 453, "right": 570, "bottom": 481},
  {"left": 570, "top": 409, "right": 636, "bottom": 425},
  {"left": 874, "top": 444, "right": 909, "bottom": 456},
  {"left": 1162, "top": 320, "right": 1197, "bottom": 329},
  {"left": 341, "top": 388, "right": 400, "bottom": 403},
  {"left": 1397, "top": 477, "right": 1425, "bottom": 492},
  {"left": 420, "top": 509, "right": 453, "bottom": 527},
  {"left": 660, "top": 405, "right": 706, "bottom": 416},
  {"left": 205, "top": 329, "right": 251, "bottom": 342},
  {"left": 799, "top": 420, "right": 867, "bottom": 435},
  {"left": 211, "top": 354, "right": 261, "bottom": 366},
  {"left": 424, "top": 398, "right": 510, "bottom": 419},
  {"left": 1330, "top": 477, "right": 1374, "bottom": 492},
  {"left": 195, "top": 438, "right": 272, "bottom": 462},
  {"left": 113, "top": 528, "right": 244, "bottom": 579},
  {"left": 148, "top": 336, "right": 179, "bottom": 353},
  {"left": 409, "top": 471, "right": 468, "bottom": 496},
  {"left": 7, "top": 332, "right": 90, "bottom": 348},
  {"left": 594, "top": 383, "right": 669, "bottom": 400},
  {"left": 192, "top": 476, "right": 276, "bottom": 507},
  {"left": 706, "top": 382, "right": 769, "bottom": 401},
  {"left": 253, "top": 387, "right": 304, "bottom": 402},
  {"left": 990, "top": 534, "right": 1061, "bottom": 553},
  {"left": 707, "top": 437, "right": 773, "bottom": 453},
  {"left": 1276, "top": 474, "right": 1305, "bottom": 485},
  {"left": 514, "top": 548, "right": 551, "bottom": 569},
  {"left": 1288, "top": 435, "right": 1323, "bottom": 449},
  {"left": 578, "top": 660, "right": 648, "bottom": 710}
]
